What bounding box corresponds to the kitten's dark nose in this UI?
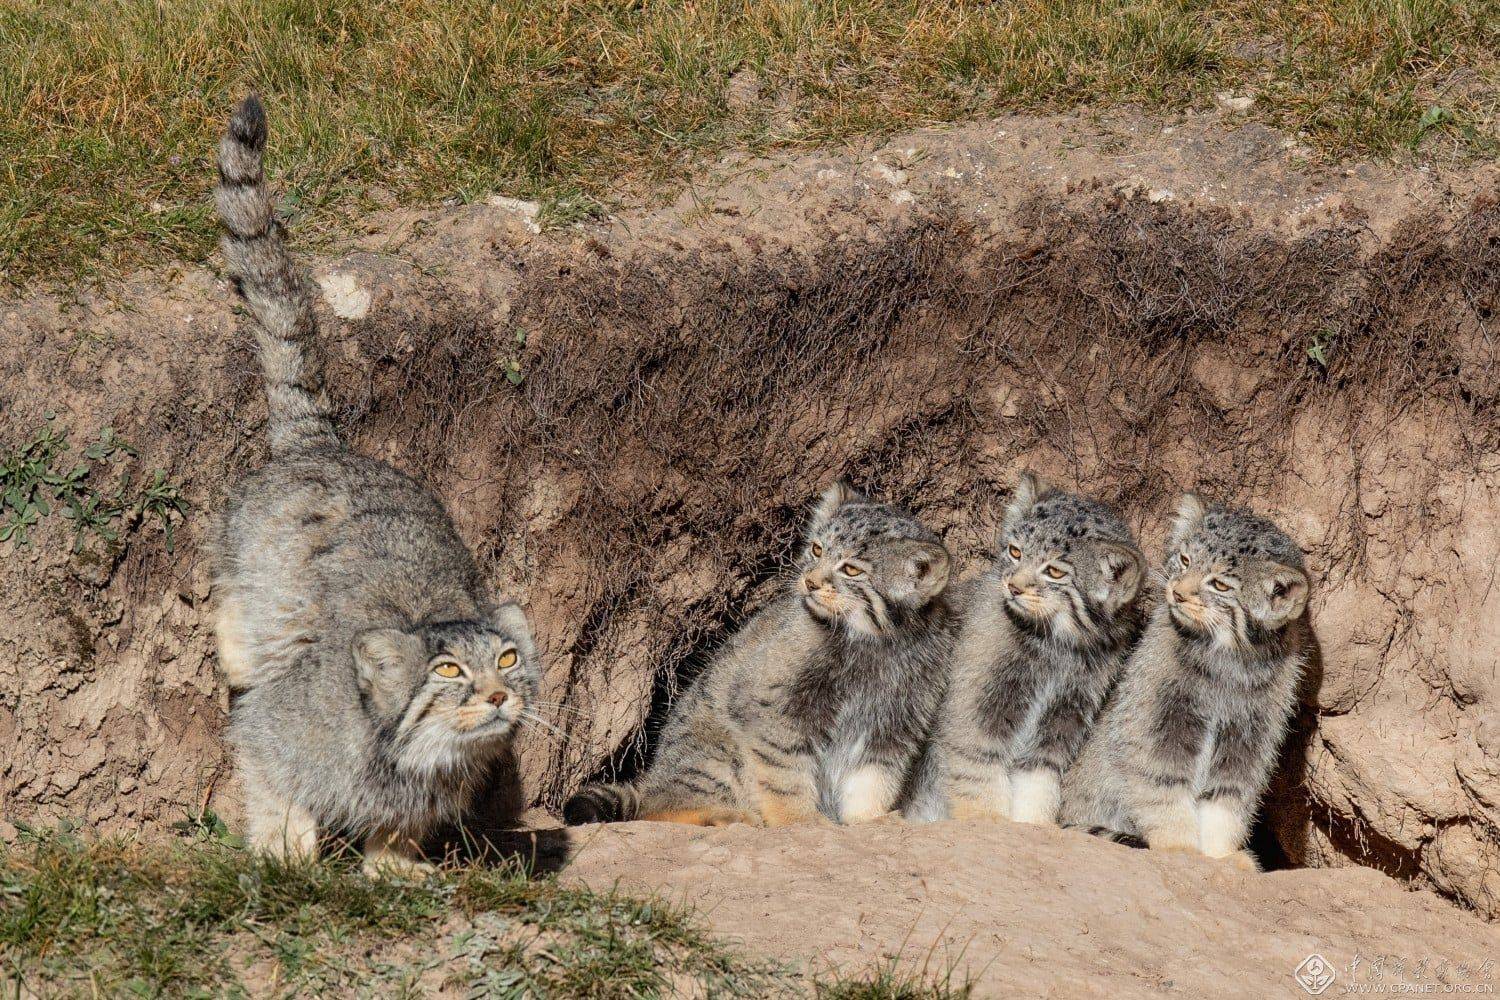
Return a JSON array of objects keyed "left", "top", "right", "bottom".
[
  {"left": 1007, "top": 579, "right": 1022, "bottom": 597},
  {"left": 488, "top": 690, "right": 509, "bottom": 707}
]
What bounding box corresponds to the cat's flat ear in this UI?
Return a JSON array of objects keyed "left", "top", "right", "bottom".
[
  {"left": 904, "top": 541, "right": 952, "bottom": 602},
  {"left": 1093, "top": 541, "right": 1145, "bottom": 615},
  {"left": 1168, "top": 493, "right": 1205, "bottom": 548},
  {"left": 811, "top": 480, "right": 864, "bottom": 530},
  {"left": 492, "top": 601, "right": 537, "bottom": 663},
  {"left": 1002, "top": 470, "right": 1045, "bottom": 532},
  {"left": 351, "top": 628, "right": 424, "bottom": 691},
  {"left": 1256, "top": 565, "right": 1309, "bottom": 630}
]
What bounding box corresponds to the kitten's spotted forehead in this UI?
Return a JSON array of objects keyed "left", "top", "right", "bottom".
[
  {"left": 820, "top": 502, "right": 936, "bottom": 550},
  {"left": 1186, "top": 507, "right": 1304, "bottom": 571},
  {"left": 421, "top": 621, "right": 508, "bottom": 659},
  {"left": 1012, "top": 493, "right": 1130, "bottom": 557}
]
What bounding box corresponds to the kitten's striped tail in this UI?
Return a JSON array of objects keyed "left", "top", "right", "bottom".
[
  {"left": 216, "top": 94, "right": 339, "bottom": 459},
  {"left": 563, "top": 783, "right": 641, "bottom": 825},
  {"left": 1065, "top": 822, "right": 1147, "bottom": 850}
]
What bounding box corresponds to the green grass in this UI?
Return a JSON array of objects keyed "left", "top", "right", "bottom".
[
  {"left": 0, "top": 827, "right": 971, "bottom": 997},
  {"left": 1, "top": 0, "right": 1495, "bottom": 286}
]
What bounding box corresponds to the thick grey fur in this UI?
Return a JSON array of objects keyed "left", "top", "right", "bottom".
[
  {"left": 1059, "top": 495, "right": 1312, "bottom": 868},
  {"left": 212, "top": 95, "right": 540, "bottom": 872},
  {"left": 905, "top": 472, "right": 1145, "bottom": 825},
  {"left": 564, "top": 482, "right": 956, "bottom": 828}
]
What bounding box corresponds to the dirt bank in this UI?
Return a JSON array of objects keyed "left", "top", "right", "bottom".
[
  {"left": 558, "top": 817, "right": 1500, "bottom": 995},
  {"left": 2, "top": 109, "right": 1496, "bottom": 916}
]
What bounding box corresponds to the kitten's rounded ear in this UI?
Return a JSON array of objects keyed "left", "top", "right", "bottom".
[
  {"left": 1257, "top": 565, "right": 1309, "bottom": 630},
  {"left": 1168, "top": 493, "right": 1206, "bottom": 548},
  {"left": 811, "top": 479, "right": 865, "bottom": 529},
  {"left": 1002, "top": 470, "right": 1046, "bottom": 532},
  {"left": 492, "top": 601, "right": 537, "bottom": 662},
  {"left": 1093, "top": 541, "right": 1145, "bottom": 614},
  {"left": 352, "top": 628, "right": 424, "bottom": 690},
  {"left": 905, "top": 541, "right": 952, "bottom": 601}
]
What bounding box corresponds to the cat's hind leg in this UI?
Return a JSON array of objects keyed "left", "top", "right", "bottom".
[
  {"left": 214, "top": 598, "right": 256, "bottom": 689},
  {"left": 638, "top": 806, "right": 764, "bottom": 827}
]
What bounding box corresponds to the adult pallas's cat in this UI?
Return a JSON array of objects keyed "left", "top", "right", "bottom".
[{"left": 212, "top": 95, "right": 540, "bottom": 873}]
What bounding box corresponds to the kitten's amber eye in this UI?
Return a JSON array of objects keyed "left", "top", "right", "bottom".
[
  {"left": 1180, "top": 553, "right": 1191, "bottom": 568},
  {"left": 433, "top": 662, "right": 462, "bottom": 679},
  {"left": 1044, "top": 565, "right": 1067, "bottom": 580},
  {"left": 1007, "top": 544, "right": 1022, "bottom": 560},
  {"left": 811, "top": 543, "right": 823, "bottom": 558},
  {"left": 841, "top": 564, "right": 864, "bottom": 577},
  {"left": 497, "top": 649, "right": 518, "bottom": 670},
  {"left": 1210, "top": 579, "right": 1231, "bottom": 592}
]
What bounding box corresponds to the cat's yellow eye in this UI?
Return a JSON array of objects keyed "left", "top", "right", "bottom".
[
  {"left": 1180, "top": 553, "right": 1191, "bottom": 568},
  {"left": 1044, "top": 565, "right": 1066, "bottom": 579},
  {"left": 1007, "top": 544, "right": 1022, "bottom": 560},
  {"left": 1211, "top": 579, "right": 1231, "bottom": 592},
  {"left": 841, "top": 564, "right": 864, "bottom": 577},
  {"left": 811, "top": 543, "right": 823, "bottom": 558},
  {"left": 433, "top": 662, "right": 462, "bottom": 679},
  {"left": 497, "top": 649, "right": 518, "bottom": 670}
]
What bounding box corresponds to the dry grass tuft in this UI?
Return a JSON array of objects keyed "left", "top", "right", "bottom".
[{"left": 2, "top": 0, "right": 1495, "bottom": 285}]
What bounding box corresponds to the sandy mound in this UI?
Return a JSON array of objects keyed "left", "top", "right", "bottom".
[
  {"left": 2, "top": 107, "right": 1497, "bottom": 917},
  {"left": 558, "top": 818, "right": 1498, "bottom": 995}
]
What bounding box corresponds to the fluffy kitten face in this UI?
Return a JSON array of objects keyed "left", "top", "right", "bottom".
[
  {"left": 998, "top": 472, "right": 1144, "bottom": 647},
  {"left": 1164, "top": 494, "right": 1309, "bottom": 649},
  {"left": 797, "top": 481, "right": 950, "bottom": 638},
  {"left": 353, "top": 602, "right": 540, "bottom": 774}
]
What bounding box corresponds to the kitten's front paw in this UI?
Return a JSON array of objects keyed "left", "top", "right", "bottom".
[
  {"left": 949, "top": 797, "right": 1007, "bottom": 823},
  {"left": 1008, "top": 769, "right": 1061, "bottom": 826},
  {"left": 1227, "top": 850, "right": 1261, "bottom": 873}
]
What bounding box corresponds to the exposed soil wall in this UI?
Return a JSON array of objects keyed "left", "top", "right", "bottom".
[{"left": 2, "top": 113, "right": 1496, "bottom": 915}]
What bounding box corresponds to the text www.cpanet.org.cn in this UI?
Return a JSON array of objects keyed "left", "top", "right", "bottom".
[{"left": 1296, "top": 954, "right": 1497, "bottom": 995}]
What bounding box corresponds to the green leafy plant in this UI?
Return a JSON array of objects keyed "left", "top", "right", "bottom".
[
  {"left": 58, "top": 487, "right": 126, "bottom": 553},
  {"left": 0, "top": 417, "right": 185, "bottom": 554},
  {"left": 503, "top": 326, "right": 529, "bottom": 385},
  {"left": 136, "top": 469, "right": 188, "bottom": 553},
  {"left": 0, "top": 420, "right": 69, "bottom": 545},
  {"left": 1307, "top": 329, "right": 1336, "bottom": 368},
  {"left": 170, "top": 810, "right": 244, "bottom": 849},
  {"left": 1417, "top": 104, "right": 1453, "bottom": 139}
]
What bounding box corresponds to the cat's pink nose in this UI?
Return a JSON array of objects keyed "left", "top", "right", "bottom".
[{"left": 488, "top": 690, "right": 509, "bottom": 707}]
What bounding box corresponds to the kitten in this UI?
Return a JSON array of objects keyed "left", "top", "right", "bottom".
[
  {"left": 1059, "top": 495, "right": 1311, "bottom": 869},
  {"left": 564, "top": 482, "right": 954, "bottom": 827},
  {"left": 212, "top": 95, "right": 541, "bottom": 873},
  {"left": 904, "top": 472, "right": 1144, "bottom": 826}
]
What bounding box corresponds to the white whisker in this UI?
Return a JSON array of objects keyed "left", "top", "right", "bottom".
[
  {"left": 520, "top": 711, "right": 568, "bottom": 744},
  {"left": 529, "top": 701, "right": 587, "bottom": 719}
]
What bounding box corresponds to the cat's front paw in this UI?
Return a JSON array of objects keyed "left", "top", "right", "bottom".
[{"left": 362, "top": 852, "right": 435, "bottom": 878}]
